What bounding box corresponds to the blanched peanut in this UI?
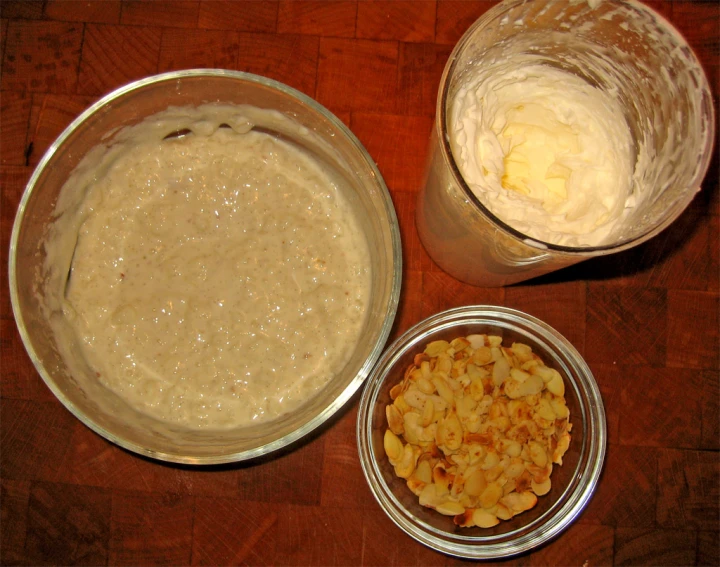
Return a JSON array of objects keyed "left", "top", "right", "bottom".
[
  {"left": 480, "top": 481, "right": 503, "bottom": 509},
  {"left": 535, "top": 398, "right": 556, "bottom": 422},
  {"left": 432, "top": 376, "right": 455, "bottom": 405},
  {"left": 496, "top": 502, "right": 513, "bottom": 521},
  {"left": 389, "top": 381, "right": 404, "bottom": 400},
  {"left": 530, "top": 364, "right": 555, "bottom": 382},
  {"left": 472, "top": 346, "right": 493, "bottom": 366},
  {"left": 437, "top": 412, "right": 463, "bottom": 451},
  {"left": 451, "top": 337, "right": 471, "bottom": 352},
  {"left": 467, "top": 443, "right": 485, "bottom": 464},
  {"left": 481, "top": 451, "right": 500, "bottom": 470},
  {"left": 488, "top": 336, "right": 502, "bottom": 348},
  {"left": 510, "top": 368, "right": 531, "bottom": 383},
  {"left": 469, "top": 376, "right": 485, "bottom": 401},
  {"left": 455, "top": 395, "right": 477, "bottom": 421},
  {"left": 437, "top": 500, "right": 466, "bottom": 516},
  {"left": 511, "top": 342, "right": 534, "bottom": 363},
  {"left": 428, "top": 394, "right": 447, "bottom": 413},
  {"left": 497, "top": 438, "right": 522, "bottom": 457},
  {"left": 492, "top": 357, "right": 510, "bottom": 386},
  {"left": 550, "top": 398, "right": 569, "bottom": 419},
  {"left": 527, "top": 462, "right": 552, "bottom": 484},
  {"left": 384, "top": 334, "right": 571, "bottom": 529},
  {"left": 394, "top": 394, "right": 410, "bottom": 415},
  {"left": 386, "top": 404, "right": 404, "bottom": 435},
  {"left": 554, "top": 432, "right": 571, "bottom": 465},
  {"left": 394, "top": 443, "right": 420, "bottom": 479},
  {"left": 485, "top": 463, "right": 504, "bottom": 482},
  {"left": 546, "top": 370, "right": 565, "bottom": 397},
  {"left": 414, "top": 459, "right": 433, "bottom": 484},
  {"left": 501, "top": 491, "right": 537, "bottom": 514},
  {"left": 529, "top": 441, "right": 548, "bottom": 468},
  {"left": 464, "top": 469, "right": 487, "bottom": 497},
  {"left": 531, "top": 478, "right": 552, "bottom": 496},
  {"left": 477, "top": 394, "right": 493, "bottom": 415},
  {"left": 505, "top": 458, "right": 526, "bottom": 479},
  {"left": 425, "top": 340, "right": 450, "bottom": 358},
  {"left": 421, "top": 397, "right": 435, "bottom": 427},
  {"left": 464, "top": 413, "right": 482, "bottom": 433},
  {"left": 467, "top": 334, "right": 487, "bottom": 349},
  {"left": 472, "top": 508, "right": 500, "bottom": 528},
  {"left": 436, "top": 355, "right": 453, "bottom": 375},
  {"left": 416, "top": 376, "right": 435, "bottom": 395},
  {"left": 402, "top": 412, "right": 422, "bottom": 445},
  {"left": 404, "top": 388, "right": 426, "bottom": 410},
  {"left": 489, "top": 415, "right": 511, "bottom": 433},
  {"left": 419, "top": 483, "right": 445, "bottom": 509},
  {"left": 384, "top": 429, "right": 403, "bottom": 464},
  {"left": 505, "top": 374, "right": 544, "bottom": 399}
]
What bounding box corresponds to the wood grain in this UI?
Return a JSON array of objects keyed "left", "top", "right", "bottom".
[{"left": 1, "top": 1, "right": 717, "bottom": 565}]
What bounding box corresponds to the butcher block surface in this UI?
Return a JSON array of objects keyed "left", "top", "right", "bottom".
[{"left": 1, "top": 1, "right": 718, "bottom": 565}]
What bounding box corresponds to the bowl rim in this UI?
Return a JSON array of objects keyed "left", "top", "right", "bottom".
[
  {"left": 357, "top": 305, "right": 607, "bottom": 559},
  {"left": 9, "top": 69, "right": 403, "bottom": 465}
]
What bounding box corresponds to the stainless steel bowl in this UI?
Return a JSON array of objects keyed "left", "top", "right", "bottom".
[
  {"left": 10, "top": 70, "right": 402, "bottom": 464},
  {"left": 357, "top": 306, "right": 606, "bottom": 559}
]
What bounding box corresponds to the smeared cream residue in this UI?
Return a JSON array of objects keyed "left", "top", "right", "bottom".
[{"left": 451, "top": 64, "right": 635, "bottom": 247}]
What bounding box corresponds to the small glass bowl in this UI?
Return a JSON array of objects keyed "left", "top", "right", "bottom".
[{"left": 357, "top": 306, "right": 606, "bottom": 559}]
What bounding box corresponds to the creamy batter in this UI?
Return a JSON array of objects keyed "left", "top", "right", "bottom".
[
  {"left": 451, "top": 64, "right": 635, "bottom": 247},
  {"left": 45, "top": 105, "right": 371, "bottom": 429}
]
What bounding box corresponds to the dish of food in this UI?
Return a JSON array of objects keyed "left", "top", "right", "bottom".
[
  {"left": 384, "top": 333, "right": 571, "bottom": 528},
  {"left": 44, "top": 103, "right": 372, "bottom": 430}
]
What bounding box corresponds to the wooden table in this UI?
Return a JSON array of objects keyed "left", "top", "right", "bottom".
[{"left": 1, "top": 1, "right": 717, "bottom": 565}]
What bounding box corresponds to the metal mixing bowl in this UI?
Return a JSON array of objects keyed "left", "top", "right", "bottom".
[
  {"left": 357, "top": 306, "right": 606, "bottom": 559},
  {"left": 9, "top": 70, "right": 402, "bottom": 465}
]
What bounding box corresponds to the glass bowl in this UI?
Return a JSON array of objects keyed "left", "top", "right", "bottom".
[
  {"left": 357, "top": 306, "right": 606, "bottom": 559},
  {"left": 10, "top": 70, "right": 402, "bottom": 464}
]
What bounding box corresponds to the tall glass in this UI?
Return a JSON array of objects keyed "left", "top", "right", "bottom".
[{"left": 417, "top": 0, "right": 715, "bottom": 287}]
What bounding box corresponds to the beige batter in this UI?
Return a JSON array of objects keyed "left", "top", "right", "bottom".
[{"left": 47, "top": 105, "right": 371, "bottom": 429}]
